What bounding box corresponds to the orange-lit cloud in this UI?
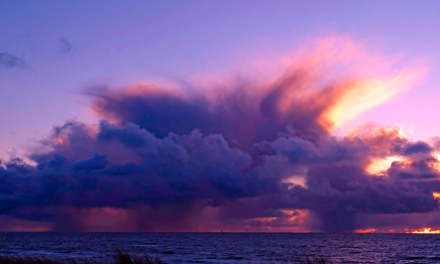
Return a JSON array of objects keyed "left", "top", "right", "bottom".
[
  {"left": 366, "top": 156, "right": 404, "bottom": 175},
  {"left": 1, "top": 35, "right": 436, "bottom": 233},
  {"left": 348, "top": 125, "right": 405, "bottom": 150},
  {"left": 322, "top": 72, "right": 421, "bottom": 130},
  {"left": 91, "top": 36, "right": 426, "bottom": 140},
  {"left": 281, "top": 36, "right": 426, "bottom": 131}
]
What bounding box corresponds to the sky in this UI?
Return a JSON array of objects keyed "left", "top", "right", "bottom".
[{"left": 1, "top": 0, "right": 440, "bottom": 232}]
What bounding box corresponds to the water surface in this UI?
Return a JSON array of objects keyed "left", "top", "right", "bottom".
[{"left": 0, "top": 233, "right": 439, "bottom": 263}]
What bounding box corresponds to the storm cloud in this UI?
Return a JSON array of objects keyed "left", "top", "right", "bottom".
[{"left": 0, "top": 37, "right": 438, "bottom": 232}]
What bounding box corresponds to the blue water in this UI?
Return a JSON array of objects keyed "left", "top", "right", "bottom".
[{"left": 0, "top": 233, "right": 439, "bottom": 263}]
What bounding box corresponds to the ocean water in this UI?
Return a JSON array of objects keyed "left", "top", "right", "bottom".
[{"left": 0, "top": 233, "right": 439, "bottom": 263}]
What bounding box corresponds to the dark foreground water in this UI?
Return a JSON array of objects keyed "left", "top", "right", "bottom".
[{"left": 0, "top": 233, "right": 440, "bottom": 263}]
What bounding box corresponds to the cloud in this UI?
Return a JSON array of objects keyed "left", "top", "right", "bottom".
[
  {"left": 0, "top": 36, "right": 437, "bottom": 232},
  {"left": 1, "top": 121, "right": 282, "bottom": 230},
  {"left": 58, "top": 37, "right": 73, "bottom": 54},
  {"left": 0, "top": 52, "right": 27, "bottom": 69},
  {"left": 89, "top": 37, "right": 424, "bottom": 148}
]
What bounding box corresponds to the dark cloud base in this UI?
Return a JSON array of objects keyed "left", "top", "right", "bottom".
[{"left": 1, "top": 61, "right": 439, "bottom": 232}]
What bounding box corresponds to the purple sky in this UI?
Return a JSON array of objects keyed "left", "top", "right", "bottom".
[
  {"left": 1, "top": 0, "right": 440, "bottom": 159},
  {"left": 1, "top": 1, "right": 440, "bottom": 232}
]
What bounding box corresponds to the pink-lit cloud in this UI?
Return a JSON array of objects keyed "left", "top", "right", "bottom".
[{"left": 0, "top": 36, "right": 438, "bottom": 233}]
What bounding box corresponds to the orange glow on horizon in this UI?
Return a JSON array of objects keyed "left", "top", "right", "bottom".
[
  {"left": 355, "top": 228, "right": 376, "bottom": 233},
  {"left": 433, "top": 192, "right": 440, "bottom": 199},
  {"left": 412, "top": 228, "right": 440, "bottom": 234}
]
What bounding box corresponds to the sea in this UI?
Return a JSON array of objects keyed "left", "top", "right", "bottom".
[{"left": 0, "top": 233, "right": 439, "bottom": 263}]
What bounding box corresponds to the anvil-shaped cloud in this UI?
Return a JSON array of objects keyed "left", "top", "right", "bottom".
[{"left": 0, "top": 37, "right": 437, "bottom": 232}]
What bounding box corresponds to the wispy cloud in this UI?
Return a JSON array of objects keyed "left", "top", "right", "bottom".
[
  {"left": 58, "top": 37, "right": 73, "bottom": 54},
  {"left": 0, "top": 52, "right": 27, "bottom": 69}
]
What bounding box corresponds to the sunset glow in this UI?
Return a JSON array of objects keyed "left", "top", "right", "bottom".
[
  {"left": 1, "top": 1, "right": 440, "bottom": 236},
  {"left": 412, "top": 228, "right": 440, "bottom": 234},
  {"left": 323, "top": 71, "right": 423, "bottom": 130},
  {"left": 3, "top": 2, "right": 440, "bottom": 264},
  {"left": 355, "top": 229, "right": 377, "bottom": 233},
  {"left": 366, "top": 156, "right": 403, "bottom": 175}
]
